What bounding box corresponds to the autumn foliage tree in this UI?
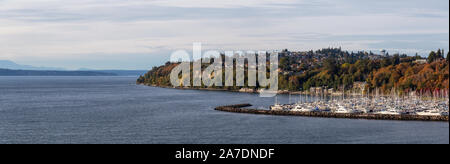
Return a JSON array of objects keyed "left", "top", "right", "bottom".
[{"left": 138, "top": 49, "right": 449, "bottom": 95}]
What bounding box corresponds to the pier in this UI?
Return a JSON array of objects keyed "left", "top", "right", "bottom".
[{"left": 215, "top": 104, "right": 449, "bottom": 122}]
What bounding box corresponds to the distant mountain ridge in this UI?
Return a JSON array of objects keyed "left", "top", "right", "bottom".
[
  {"left": 0, "top": 68, "right": 116, "bottom": 76},
  {"left": 0, "top": 60, "right": 147, "bottom": 76},
  {"left": 0, "top": 60, "right": 64, "bottom": 70}
]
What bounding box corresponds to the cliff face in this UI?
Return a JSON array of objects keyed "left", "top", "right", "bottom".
[{"left": 137, "top": 63, "right": 179, "bottom": 87}]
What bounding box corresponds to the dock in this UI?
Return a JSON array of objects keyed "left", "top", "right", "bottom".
[{"left": 215, "top": 104, "right": 449, "bottom": 122}]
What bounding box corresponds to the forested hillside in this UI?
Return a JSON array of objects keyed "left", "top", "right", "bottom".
[{"left": 138, "top": 48, "right": 449, "bottom": 94}]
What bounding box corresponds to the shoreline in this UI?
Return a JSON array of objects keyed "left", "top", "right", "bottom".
[
  {"left": 215, "top": 104, "right": 449, "bottom": 122},
  {"left": 137, "top": 84, "right": 435, "bottom": 97},
  {"left": 138, "top": 84, "right": 260, "bottom": 94},
  {"left": 137, "top": 84, "right": 341, "bottom": 96},
  {"left": 139, "top": 84, "right": 450, "bottom": 99}
]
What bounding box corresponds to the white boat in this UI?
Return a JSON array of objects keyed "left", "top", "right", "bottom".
[
  {"left": 354, "top": 106, "right": 369, "bottom": 113},
  {"left": 291, "top": 105, "right": 303, "bottom": 112},
  {"left": 334, "top": 105, "right": 357, "bottom": 114},
  {"left": 376, "top": 107, "right": 401, "bottom": 115},
  {"left": 301, "top": 106, "right": 318, "bottom": 112},
  {"left": 376, "top": 111, "right": 400, "bottom": 115},
  {"left": 270, "top": 104, "right": 285, "bottom": 111},
  {"left": 290, "top": 103, "right": 320, "bottom": 112},
  {"left": 416, "top": 110, "right": 444, "bottom": 116},
  {"left": 270, "top": 97, "right": 285, "bottom": 111}
]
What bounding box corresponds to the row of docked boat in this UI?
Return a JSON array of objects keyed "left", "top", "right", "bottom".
[{"left": 270, "top": 95, "right": 449, "bottom": 116}]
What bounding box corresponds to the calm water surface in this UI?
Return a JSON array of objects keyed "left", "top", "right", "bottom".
[{"left": 0, "top": 76, "right": 448, "bottom": 144}]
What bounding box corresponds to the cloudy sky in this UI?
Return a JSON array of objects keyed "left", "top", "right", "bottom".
[{"left": 0, "top": 0, "right": 448, "bottom": 70}]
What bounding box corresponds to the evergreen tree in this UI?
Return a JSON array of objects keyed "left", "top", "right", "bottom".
[
  {"left": 324, "top": 58, "right": 338, "bottom": 75},
  {"left": 428, "top": 51, "right": 436, "bottom": 63},
  {"left": 437, "top": 49, "right": 442, "bottom": 59},
  {"left": 393, "top": 54, "right": 400, "bottom": 65},
  {"left": 381, "top": 57, "right": 392, "bottom": 67}
]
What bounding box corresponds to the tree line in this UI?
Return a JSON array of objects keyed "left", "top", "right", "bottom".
[{"left": 138, "top": 48, "right": 449, "bottom": 95}]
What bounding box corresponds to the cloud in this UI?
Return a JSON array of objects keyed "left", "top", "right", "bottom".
[
  {"left": 0, "top": 0, "right": 448, "bottom": 69},
  {"left": 147, "top": 0, "right": 301, "bottom": 8}
]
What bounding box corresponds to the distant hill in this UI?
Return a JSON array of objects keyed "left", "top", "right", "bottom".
[
  {"left": 0, "top": 60, "right": 147, "bottom": 76},
  {"left": 0, "top": 60, "right": 64, "bottom": 70},
  {"left": 79, "top": 70, "right": 148, "bottom": 76},
  {"left": 0, "top": 69, "right": 117, "bottom": 76}
]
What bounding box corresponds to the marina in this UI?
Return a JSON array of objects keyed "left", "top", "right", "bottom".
[
  {"left": 215, "top": 104, "right": 449, "bottom": 122},
  {"left": 269, "top": 89, "right": 449, "bottom": 117}
]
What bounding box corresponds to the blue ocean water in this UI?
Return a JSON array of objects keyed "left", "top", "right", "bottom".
[{"left": 0, "top": 76, "right": 448, "bottom": 144}]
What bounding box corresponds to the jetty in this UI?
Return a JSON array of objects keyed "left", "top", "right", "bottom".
[{"left": 215, "top": 104, "right": 449, "bottom": 122}]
